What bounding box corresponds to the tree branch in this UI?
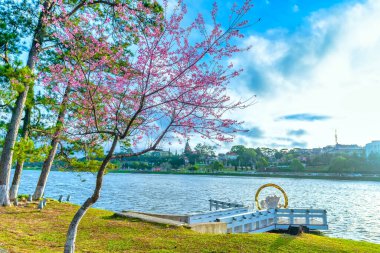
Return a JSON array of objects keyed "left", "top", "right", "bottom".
[
  {"left": 112, "top": 118, "right": 173, "bottom": 159},
  {"left": 65, "top": 0, "right": 138, "bottom": 18}
]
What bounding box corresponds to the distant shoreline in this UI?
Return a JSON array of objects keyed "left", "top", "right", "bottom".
[
  {"left": 109, "top": 170, "right": 380, "bottom": 182},
  {"left": 22, "top": 167, "right": 380, "bottom": 182}
]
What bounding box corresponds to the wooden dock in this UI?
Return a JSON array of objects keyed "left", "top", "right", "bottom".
[
  {"left": 190, "top": 200, "right": 328, "bottom": 234},
  {"left": 215, "top": 208, "right": 328, "bottom": 233},
  {"left": 118, "top": 199, "right": 328, "bottom": 235}
]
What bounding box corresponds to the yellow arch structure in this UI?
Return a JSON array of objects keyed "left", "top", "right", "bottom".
[{"left": 255, "top": 183, "right": 288, "bottom": 210}]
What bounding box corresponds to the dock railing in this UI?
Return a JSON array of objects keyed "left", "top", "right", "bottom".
[
  {"left": 216, "top": 208, "right": 328, "bottom": 233},
  {"left": 209, "top": 199, "right": 245, "bottom": 211},
  {"left": 275, "top": 208, "right": 328, "bottom": 230},
  {"left": 188, "top": 207, "right": 249, "bottom": 224},
  {"left": 217, "top": 210, "right": 276, "bottom": 233}
]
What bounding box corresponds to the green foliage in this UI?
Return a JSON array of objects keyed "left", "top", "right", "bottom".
[
  {"left": 309, "top": 153, "right": 333, "bottom": 166},
  {"left": 191, "top": 143, "right": 216, "bottom": 164},
  {"left": 12, "top": 137, "right": 49, "bottom": 163},
  {"left": 226, "top": 145, "right": 378, "bottom": 174},
  {"left": 188, "top": 164, "right": 200, "bottom": 171},
  {"left": 0, "top": 0, "right": 37, "bottom": 57},
  {"left": 118, "top": 152, "right": 184, "bottom": 170},
  {"left": 128, "top": 161, "right": 150, "bottom": 170},
  {"left": 0, "top": 64, "right": 35, "bottom": 92},
  {"left": 17, "top": 194, "right": 29, "bottom": 200},
  {"left": 184, "top": 152, "right": 197, "bottom": 165},
  {"left": 68, "top": 159, "right": 106, "bottom": 172},
  {"left": 0, "top": 64, "right": 35, "bottom": 115},
  {"left": 168, "top": 155, "right": 184, "bottom": 169},
  {"left": 231, "top": 145, "right": 246, "bottom": 155},
  {"left": 57, "top": 139, "right": 116, "bottom": 173},
  {"left": 230, "top": 145, "right": 261, "bottom": 169},
  {"left": 13, "top": 137, "right": 34, "bottom": 161},
  {"left": 143, "top": 0, "right": 164, "bottom": 14},
  {"left": 329, "top": 156, "right": 354, "bottom": 173},
  {"left": 159, "top": 162, "right": 172, "bottom": 170},
  {"left": 256, "top": 157, "right": 269, "bottom": 169},
  {"left": 0, "top": 0, "right": 37, "bottom": 118},
  {"left": 194, "top": 143, "right": 215, "bottom": 156},
  {"left": 290, "top": 159, "right": 305, "bottom": 171},
  {"left": 274, "top": 151, "right": 283, "bottom": 160},
  {"left": 210, "top": 161, "right": 224, "bottom": 172}
]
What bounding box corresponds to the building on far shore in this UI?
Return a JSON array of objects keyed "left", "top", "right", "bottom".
[
  {"left": 147, "top": 149, "right": 171, "bottom": 157},
  {"left": 319, "top": 130, "right": 364, "bottom": 156},
  {"left": 365, "top": 141, "right": 380, "bottom": 158},
  {"left": 322, "top": 144, "right": 364, "bottom": 156}
]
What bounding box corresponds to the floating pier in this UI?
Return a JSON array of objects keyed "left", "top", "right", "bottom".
[
  {"left": 117, "top": 199, "right": 328, "bottom": 234},
  {"left": 196, "top": 206, "right": 328, "bottom": 233}
]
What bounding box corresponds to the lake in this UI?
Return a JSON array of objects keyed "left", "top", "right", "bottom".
[{"left": 15, "top": 170, "right": 380, "bottom": 244}]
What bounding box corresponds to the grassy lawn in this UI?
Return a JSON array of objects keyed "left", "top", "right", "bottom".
[{"left": 0, "top": 201, "right": 379, "bottom": 253}]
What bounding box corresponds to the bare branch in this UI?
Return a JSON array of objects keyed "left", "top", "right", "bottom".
[
  {"left": 0, "top": 54, "right": 9, "bottom": 64},
  {"left": 112, "top": 119, "right": 174, "bottom": 159}
]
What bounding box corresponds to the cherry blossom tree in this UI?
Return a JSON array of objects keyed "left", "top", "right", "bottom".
[
  {"left": 0, "top": 0, "right": 161, "bottom": 205},
  {"left": 40, "top": 1, "right": 254, "bottom": 251}
]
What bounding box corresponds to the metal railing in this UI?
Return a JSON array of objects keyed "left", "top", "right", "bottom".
[
  {"left": 216, "top": 208, "right": 328, "bottom": 233},
  {"left": 209, "top": 199, "right": 245, "bottom": 211},
  {"left": 188, "top": 207, "right": 248, "bottom": 224}
]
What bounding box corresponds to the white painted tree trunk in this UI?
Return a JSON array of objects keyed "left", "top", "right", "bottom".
[
  {"left": 0, "top": 185, "right": 10, "bottom": 206},
  {"left": 64, "top": 136, "right": 119, "bottom": 252},
  {"left": 64, "top": 205, "right": 89, "bottom": 253},
  {"left": 10, "top": 157, "right": 27, "bottom": 201},
  {"left": 0, "top": 1, "right": 48, "bottom": 206},
  {"left": 9, "top": 184, "right": 19, "bottom": 201},
  {"left": 0, "top": 89, "right": 29, "bottom": 206},
  {"left": 33, "top": 186, "right": 45, "bottom": 200}
]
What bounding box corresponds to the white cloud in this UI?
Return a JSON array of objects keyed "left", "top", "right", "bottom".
[{"left": 225, "top": 0, "right": 380, "bottom": 150}]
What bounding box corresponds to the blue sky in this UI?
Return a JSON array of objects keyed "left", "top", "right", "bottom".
[{"left": 164, "top": 0, "right": 380, "bottom": 152}]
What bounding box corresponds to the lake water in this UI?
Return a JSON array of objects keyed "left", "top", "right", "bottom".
[{"left": 15, "top": 170, "right": 380, "bottom": 244}]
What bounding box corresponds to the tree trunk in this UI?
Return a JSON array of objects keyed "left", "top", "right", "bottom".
[
  {"left": 0, "top": 91, "right": 30, "bottom": 206},
  {"left": 33, "top": 85, "right": 70, "bottom": 200},
  {"left": 64, "top": 136, "right": 119, "bottom": 253},
  {"left": 10, "top": 108, "right": 31, "bottom": 201},
  {"left": 0, "top": 1, "right": 49, "bottom": 206},
  {"left": 33, "top": 137, "right": 59, "bottom": 200},
  {"left": 64, "top": 198, "right": 93, "bottom": 253},
  {"left": 9, "top": 160, "right": 25, "bottom": 201}
]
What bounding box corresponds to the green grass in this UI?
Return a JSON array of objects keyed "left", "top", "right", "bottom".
[{"left": 0, "top": 201, "right": 379, "bottom": 252}]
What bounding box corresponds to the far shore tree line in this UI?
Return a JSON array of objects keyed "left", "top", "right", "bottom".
[
  {"left": 0, "top": 0, "right": 253, "bottom": 252},
  {"left": 267, "top": 148, "right": 380, "bottom": 174},
  {"left": 95, "top": 144, "right": 380, "bottom": 174}
]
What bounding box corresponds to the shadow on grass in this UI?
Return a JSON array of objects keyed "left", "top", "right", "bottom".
[
  {"left": 270, "top": 229, "right": 325, "bottom": 237},
  {"left": 102, "top": 214, "right": 124, "bottom": 220},
  {"left": 3, "top": 210, "right": 41, "bottom": 215},
  {"left": 102, "top": 214, "right": 179, "bottom": 229},
  {"left": 309, "top": 230, "right": 325, "bottom": 236}
]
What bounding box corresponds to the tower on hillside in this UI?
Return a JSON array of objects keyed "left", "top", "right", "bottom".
[
  {"left": 184, "top": 138, "right": 192, "bottom": 154},
  {"left": 335, "top": 129, "right": 338, "bottom": 145}
]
